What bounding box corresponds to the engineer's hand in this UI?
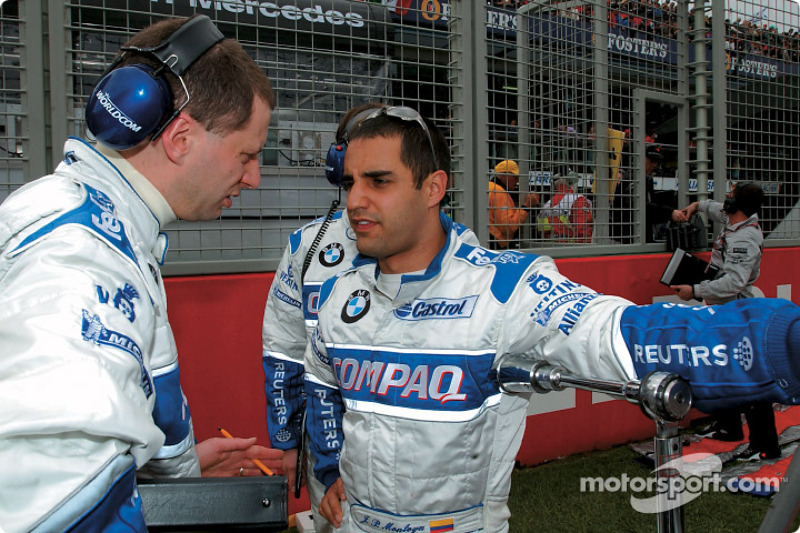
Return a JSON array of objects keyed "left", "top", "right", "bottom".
[
  {"left": 319, "top": 478, "right": 346, "bottom": 527},
  {"left": 196, "top": 437, "right": 283, "bottom": 477}
]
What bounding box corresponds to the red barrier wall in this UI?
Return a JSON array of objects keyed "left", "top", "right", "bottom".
[{"left": 167, "top": 248, "right": 800, "bottom": 512}]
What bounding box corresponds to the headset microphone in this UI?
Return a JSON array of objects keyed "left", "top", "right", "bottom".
[{"left": 325, "top": 142, "right": 348, "bottom": 187}]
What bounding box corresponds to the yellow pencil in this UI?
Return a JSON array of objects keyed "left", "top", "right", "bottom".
[{"left": 218, "top": 427, "right": 274, "bottom": 476}]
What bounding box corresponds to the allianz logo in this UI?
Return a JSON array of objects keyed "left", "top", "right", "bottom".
[{"left": 394, "top": 295, "right": 478, "bottom": 321}]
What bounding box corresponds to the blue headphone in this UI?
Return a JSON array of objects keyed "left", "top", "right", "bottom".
[
  {"left": 324, "top": 106, "right": 438, "bottom": 187},
  {"left": 85, "top": 15, "right": 224, "bottom": 150},
  {"left": 324, "top": 107, "right": 377, "bottom": 187}
]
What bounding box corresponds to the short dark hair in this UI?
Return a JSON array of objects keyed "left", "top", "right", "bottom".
[
  {"left": 346, "top": 107, "right": 451, "bottom": 190},
  {"left": 117, "top": 16, "right": 275, "bottom": 136},
  {"left": 731, "top": 182, "right": 765, "bottom": 216}
]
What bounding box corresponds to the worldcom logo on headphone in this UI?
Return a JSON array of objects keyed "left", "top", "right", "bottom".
[{"left": 93, "top": 91, "right": 143, "bottom": 134}]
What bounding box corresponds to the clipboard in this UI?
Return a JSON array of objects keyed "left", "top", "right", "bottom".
[{"left": 660, "top": 248, "right": 719, "bottom": 286}]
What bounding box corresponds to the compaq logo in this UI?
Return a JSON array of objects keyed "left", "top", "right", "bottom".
[
  {"left": 94, "top": 91, "right": 142, "bottom": 133},
  {"left": 333, "top": 358, "right": 467, "bottom": 404},
  {"left": 394, "top": 295, "right": 478, "bottom": 321}
]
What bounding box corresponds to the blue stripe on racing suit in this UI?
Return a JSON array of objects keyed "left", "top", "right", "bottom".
[
  {"left": 263, "top": 354, "right": 306, "bottom": 449},
  {"left": 305, "top": 376, "right": 345, "bottom": 491},
  {"left": 65, "top": 463, "right": 145, "bottom": 533},
  {"left": 150, "top": 365, "right": 192, "bottom": 454},
  {"left": 620, "top": 298, "right": 800, "bottom": 412},
  {"left": 33, "top": 456, "right": 146, "bottom": 533}
]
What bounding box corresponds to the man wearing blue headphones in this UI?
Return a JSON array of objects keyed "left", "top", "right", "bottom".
[
  {"left": 0, "top": 15, "right": 281, "bottom": 532},
  {"left": 301, "top": 106, "right": 800, "bottom": 531},
  {"left": 262, "top": 102, "right": 477, "bottom": 530}
]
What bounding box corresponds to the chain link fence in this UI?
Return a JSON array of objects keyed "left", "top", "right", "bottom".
[{"left": 1, "top": 0, "right": 798, "bottom": 273}]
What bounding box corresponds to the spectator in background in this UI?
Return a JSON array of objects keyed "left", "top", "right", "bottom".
[
  {"left": 672, "top": 182, "right": 779, "bottom": 461},
  {"left": 488, "top": 159, "right": 539, "bottom": 249},
  {"left": 673, "top": 182, "right": 764, "bottom": 304},
  {"left": 645, "top": 144, "right": 687, "bottom": 242},
  {"left": 537, "top": 171, "right": 594, "bottom": 243}
]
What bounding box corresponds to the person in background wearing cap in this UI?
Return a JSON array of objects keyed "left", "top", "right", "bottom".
[
  {"left": 0, "top": 16, "right": 282, "bottom": 532},
  {"left": 488, "top": 159, "right": 539, "bottom": 249},
  {"left": 645, "top": 144, "right": 687, "bottom": 242}
]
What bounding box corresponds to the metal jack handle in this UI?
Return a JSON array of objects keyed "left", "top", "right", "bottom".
[{"left": 497, "top": 355, "right": 692, "bottom": 533}]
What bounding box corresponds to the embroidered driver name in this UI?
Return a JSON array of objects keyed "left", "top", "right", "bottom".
[
  {"left": 342, "top": 289, "right": 371, "bottom": 323},
  {"left": 81, "top": 309, "right": 153, "bottom": 397}
]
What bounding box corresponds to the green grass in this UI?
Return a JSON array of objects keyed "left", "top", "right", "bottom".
[
  {"left": 508, "top": 444, "right": 797, "bottom": 532},
  {"left": 284, "top": 444, "right": 799, "bottom": 532}
]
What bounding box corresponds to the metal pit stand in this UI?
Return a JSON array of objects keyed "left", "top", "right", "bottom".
[{"left": 497, "top": 355, "right": 693, "bottom": 533}]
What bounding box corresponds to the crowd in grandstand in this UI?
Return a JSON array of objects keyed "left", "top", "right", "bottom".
[
  {"left": 724, "top": 17, "right": 800, "bottom": 62},
  {"left": 487, "top": 0, "right": 800, "bottom": 63}
]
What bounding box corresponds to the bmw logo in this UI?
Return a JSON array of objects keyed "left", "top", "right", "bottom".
[
  {"left": 320, "top": 242, "right": 345, "bottom": 267},
  {"left": 342, "top": 289, "right": 371, "bottom": 323}
]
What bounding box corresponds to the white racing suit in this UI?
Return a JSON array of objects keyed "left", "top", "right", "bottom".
[
  {"left": 694, "top": 199, "right": 762, "bottom": 304},
  {"left": 304, "top": 214, "right": 800, "bottom": 532},
  {"left": 263, "top": 208, "right": 356, "bottom": 530},
  {"left": 262, "top": 210, "right": 475, "bottom": 528},
  {"left": 0, "top": 138, "right": 199, "bottom": 533}
]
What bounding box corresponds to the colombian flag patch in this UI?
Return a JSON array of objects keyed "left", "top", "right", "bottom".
[{"left": 429, "top": 518, "right": 454, "bottom": 532}]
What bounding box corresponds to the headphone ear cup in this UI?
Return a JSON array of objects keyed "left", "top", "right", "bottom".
[
  {"left": 325, "top": 143, "right": 347, "bottom": 186},
  {"left": 86, "top": 65, "right": 173, "bottom": 150}
]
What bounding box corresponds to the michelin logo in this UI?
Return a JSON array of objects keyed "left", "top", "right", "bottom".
[
  {"left": 81, "top": 309, "right": 153, "bottom": 397},
  {"left": 531, "top": 292, "right": 594, "bottom": 326},
  {"left": 272, "top": 286, "right": 301, "bottom": 309},
  {"left": 394, "top": 295, "right": 478, "bottom": 321}
]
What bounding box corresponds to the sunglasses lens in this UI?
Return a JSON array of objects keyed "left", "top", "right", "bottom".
[{"left": 358, "top": 106, "right": 439, "bottom": 170}]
